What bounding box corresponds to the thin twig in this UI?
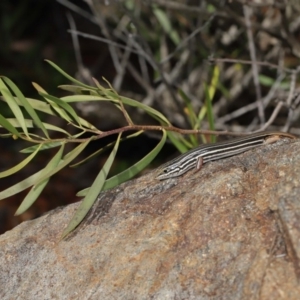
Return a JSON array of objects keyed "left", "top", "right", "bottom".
[
  {"left": 126, "top": 61, "right": 154, "bottom": 95},
  {"left": 57, "top": 0, "right": 97, "bottom": 23},
  {"left": 159, "top": 13, "right": 216, "bottom": 65},
  {"left": 66, "top": 13, "right": 83, "bottom": 69},
  {"left": 66, "top": 13, "right": 93, "bottom": 85},
  {"left": 86, "top": 2, "right": 122, "bottom": 75},
  {"left": 210, "top": 57, "right": 294, "bottom": 74},
  {"left": 243, "top": 4, "right": 265, "bottom": 124},
  {"left": 217, "top": 73, "right": 285, "bottom": 124},
  {"left": 282, "top": 67, "right": 300, "bottom": 131},
  {"left": 137, "top": 45, "right": 150, "bottom": 85},
  {"left": 254, "top": 101, "right": 284, "bottom": 132},
  {"left": 67, "top": 30, "right": 145, "bottom": 57},
  {"left": 209, "top": 0, "right": 288, "bottom": 45},
  {"left": 119, "top": 6, "right": 190, "bottom": 126},
  {"left": 117, "top": 95, "right": 134, "bottom": 126},
  {"left": 280, "top": 7, "right": 300, "bottom": 58},
  {"left": 113, "top": 36, "right": 133, "bottom": 91}
]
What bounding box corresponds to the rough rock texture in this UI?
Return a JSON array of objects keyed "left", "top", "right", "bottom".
[{"left": 0, "top": 138, "right": 300, "bottom": 300}]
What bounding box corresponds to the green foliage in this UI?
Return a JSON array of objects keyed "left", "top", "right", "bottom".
[
  {"left": 176, "top": 64, "right": 220, "bottom": 148},
  {"left": 0, "top": 60, "right": 216, "bottom": 238},
  {"left": 61, "top": 134, "right": 121, "bottom": 239}
]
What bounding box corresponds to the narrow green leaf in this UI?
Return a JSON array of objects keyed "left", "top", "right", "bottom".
[
  {"left": 32, "top": 82, "right": 47, "bottom": 93},
  {"left": 42, "top": 96, "right": 73, "bottom": 123},
  {"left": 45, "top": 60, "right": 98, "bottom": 90},
  {"left": 0, "top": 78, "right": 28, "bottom": 137},
  {"left": 32, "top": 82, "right": 74, "bottom": 124},
  {"left": 258, "top": 75, "right": 275, "bottom": 87},
  {"left": 59, "top": 85, "right": 93, "bottom": 94},
  {"left": 43, "top": 123, "right": 71, "bottom": 135},
  {"left": 126, "top": 95, "right": 166, "bottom": 123},
  {"left": 34, "top": 138, "right": 92, "bottom": 186},
  {"left": 91, "top": 78, "right": 102, "bottom": 89},
  {"left": 15, "top": 144, "right": 65, "bottom": 215},
  {"left": 2, "top": 118, "right": 70, "bottom": 136},
  {"left": 61, "top": 133, "right": 122, "bottom": 239},
  {"left": 70, "top": 131, "right": 143, "bottom": 168},
  {"left": 20, "top": 141, "right": 63, "bottom": 153},
  {"left": 115, "top": 101, "right": 134, "bottom": 125},
  {"left": 0, "top": 169, "right": 44, "bottom": 200},
  {"left": 188, "top": 134, "right": 198, "bottom": 148},
  {"left": 0, "top": 95, "right": 97, "bottom": 130},
  {"left": 61, "top": 95, "right": 108, "bottom": 102},
  {"left": 197, "top": 65, "right": 219, "bottom": 123},
  {"left": 178, "top": 89, "right": 198, "bottom": 128},
  {"left": 77, "top": 129, "right": 167, "bottom": 197},
  {"left": 2, "top": 77, "right": 49, "bottom": 138},
  {"left": 41, "top": 93, "right": 81, "bottom": 126},
  {"left": 217, "top": 81, "right": 231, "bottom": 99},
  {"left": 204, "top": 84, "right": 215, "bottom": 143},
  {"left": 0, "top": 133, "right": 13, "bottom": 138},
  {"left": 62, "top": 94, "right": 170, "bottom": 126},
  {"left": 153, "top": 6, "right": 180, "bottom": 45},
  {"left": 6, "top": 95, "right": 51, "bottom": 114},
  {"left": 208, "top": 65, "right": 220, "bottom": 101},
  {"left": 0, "top": 144, "right": 42, "bottom": 178},
  {"left": 167, "top": 131, "right": 189, "bottom": 154},
  {"left": 2, "top": 118, "right": 33, "bottom": 128},
  {"left": 0, "top": 114, "right": 20, "bottom": 136}
]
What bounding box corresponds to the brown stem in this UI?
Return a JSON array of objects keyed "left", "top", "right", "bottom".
[{"left": 19, "top": 126, "right": 251, "bottom": 145}]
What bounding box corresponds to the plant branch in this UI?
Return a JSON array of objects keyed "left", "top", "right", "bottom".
[{"left": 17, "top": 125, "right": 257, "bottom": 145}]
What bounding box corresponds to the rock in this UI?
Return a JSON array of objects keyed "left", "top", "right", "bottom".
[{"left": 1, "top": 138, "right": 300, "bottom": 300}]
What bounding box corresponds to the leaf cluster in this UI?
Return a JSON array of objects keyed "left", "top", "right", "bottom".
[{"left": 0, "top": 60, "right": 216, "bottom": 238}]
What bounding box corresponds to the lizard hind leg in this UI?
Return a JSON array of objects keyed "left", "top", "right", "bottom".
[{"left": 196, "top": 156, "right": 203, "bottom": 172}]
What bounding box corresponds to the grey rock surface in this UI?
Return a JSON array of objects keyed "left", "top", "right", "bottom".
[{"left": 1, "top": 138, "right": 300, "bottom": 300}]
